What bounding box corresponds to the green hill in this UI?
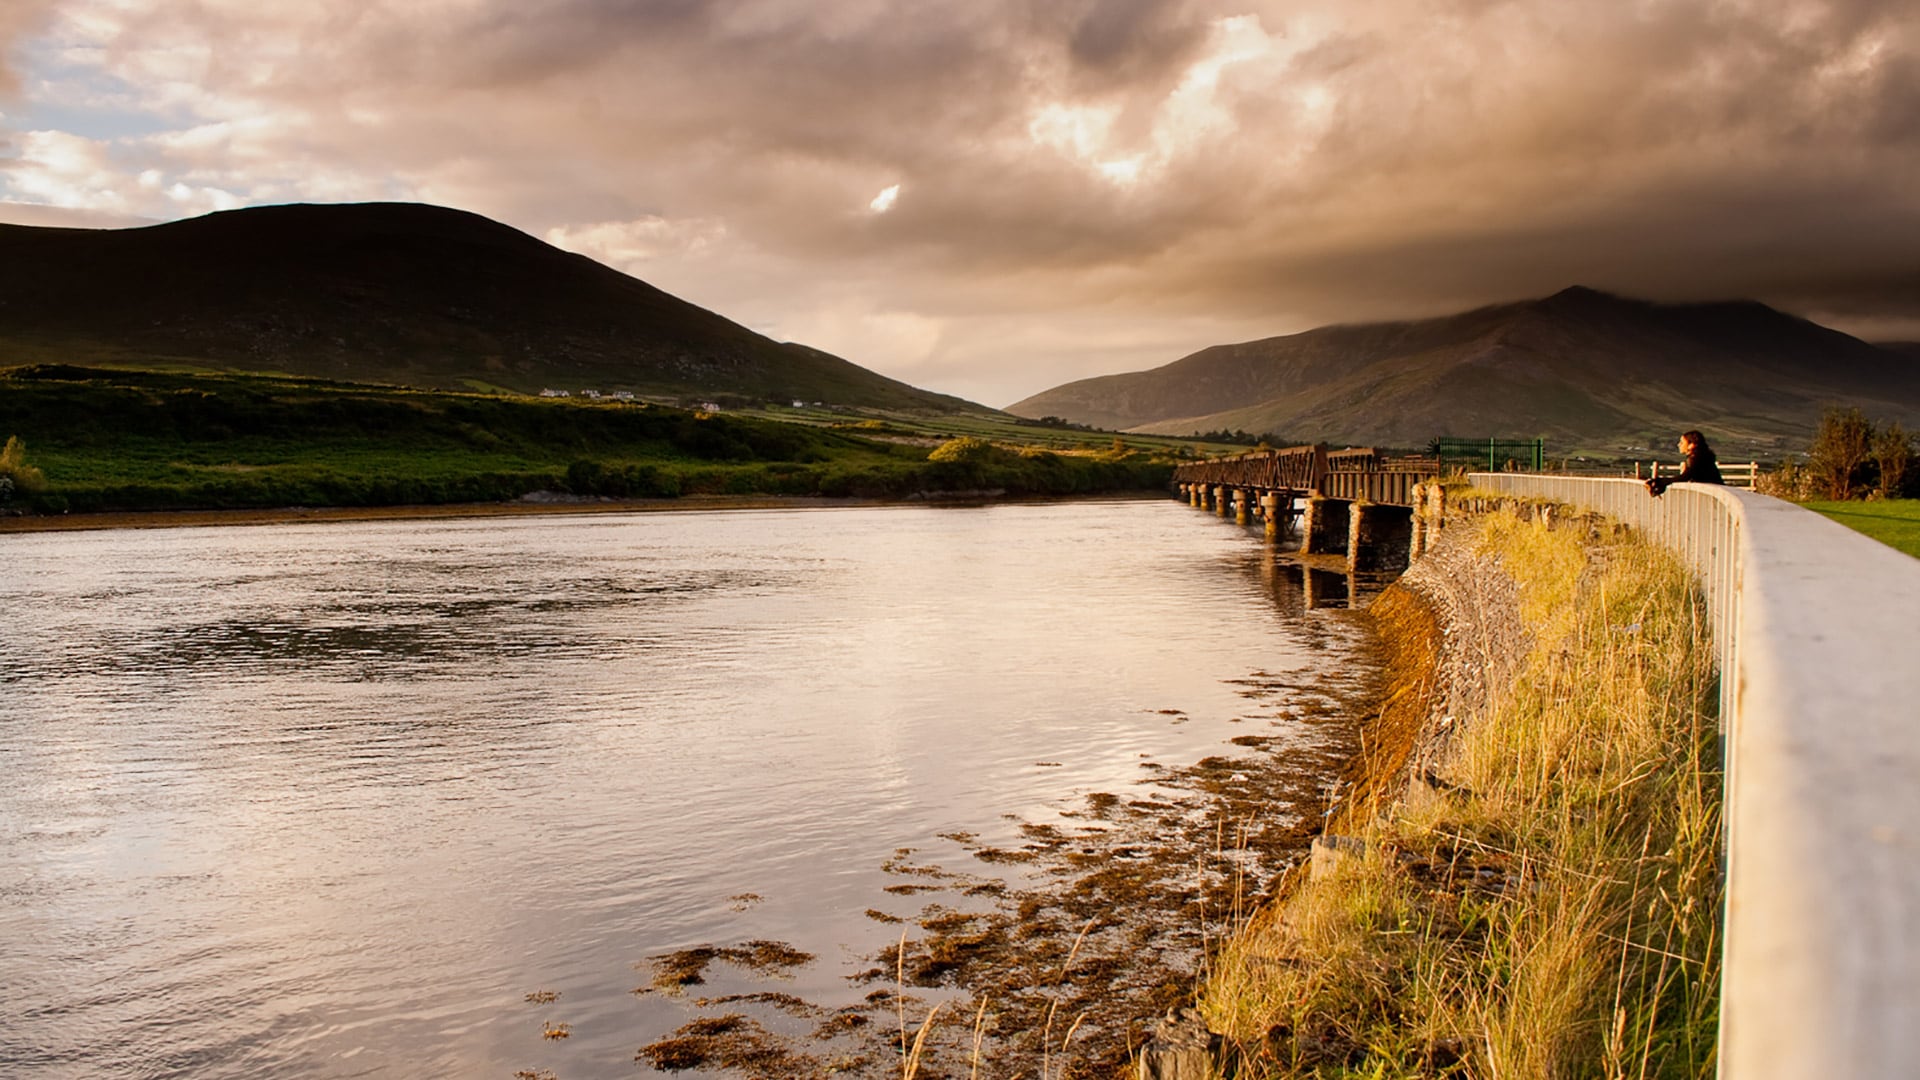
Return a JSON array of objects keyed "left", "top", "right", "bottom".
[
  {"left": 0, "top": 202, "right": 982, "bottom": 412},
  {"left": 1008, "top": 288, "right": 1920, "bottom": 451}
]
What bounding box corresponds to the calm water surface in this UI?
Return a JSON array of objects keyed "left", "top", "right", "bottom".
[{"left": 0, "top": 498, "right": 1369, "bottom": 1078}]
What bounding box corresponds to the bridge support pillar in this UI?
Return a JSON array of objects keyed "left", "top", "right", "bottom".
[
  {"left": 1234, "top": 488, "right": 1252, "bottom": 525},
  {"left": 1188, "top": 484, "right": 1201, "bottom": 508},
  {"left": 1349, "top": 503, "right": 1414, "bottom": 574},
  {"left": 1213, "top": 486, "right": 1231, "bottom": 518},
  {"left": 1407, "top": 482, "right": 1448, "bottom": 560},
  {"left": 1302, "top": 568, "right": 1353, "bottom": 610},
  {"left": 1259, "top": 490, "right": 1290, "bottom": 538},
  {"left": 1300, "top": 496, "right": 1352, "bottom": 555}
]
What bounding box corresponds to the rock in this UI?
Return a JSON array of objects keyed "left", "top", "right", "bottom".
[
  {"left": 1310, "top": 834, "right": 1368, "bottom": 881},
  {"left": 1137, "top": 1007, "right": 1224, "bottom": 1080}
]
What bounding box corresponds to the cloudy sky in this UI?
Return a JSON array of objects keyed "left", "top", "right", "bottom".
[{"left": 1, "top": 0, "right": 1916, "bottom": 406}]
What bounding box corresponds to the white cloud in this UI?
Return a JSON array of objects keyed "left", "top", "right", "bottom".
[
  {"left": 3, "top": 129, "right": 131, "bottom": 210},
  {"left": 1028, "top": 101, "right": 1121, "bottom": 161},
  {"left": 868, "top": 183, "right": 899, "bottom": 213},
  {"left": 546, "top": 216, "right": 729, "bottom": 266}
]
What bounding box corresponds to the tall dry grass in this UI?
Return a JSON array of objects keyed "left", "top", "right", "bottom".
[{"left": 1200, "top": 506, "right": 1722, "bottom": 1078}]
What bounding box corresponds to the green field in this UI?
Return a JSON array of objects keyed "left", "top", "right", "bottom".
[
  {"left": 1802, "top": 499, "right": 1920, "bottom": 558},
  {"left": 0, "top": 366, "right": 1176, "bottom": 515},
  {"left": 729, "top": 402, "right": 1247, "bottom": 456}
]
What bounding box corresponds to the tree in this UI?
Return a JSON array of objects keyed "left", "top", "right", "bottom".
[
  {"left": 1874, "top": 421, "right": 1912, "bottom": 499},
  {"left": 1806, "top": 407, "right": 1875, "bottom": 500}
]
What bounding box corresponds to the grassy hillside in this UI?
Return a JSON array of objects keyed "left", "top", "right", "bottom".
[
  {"left": 1009, "top": 288, "right": 1920, "bottom": 452},
  {"left": 0, "top": 202, "right": 982, "bottom": 413},
  {"left": 0, "top": 366, "right": 1168, "bottom": 514}
]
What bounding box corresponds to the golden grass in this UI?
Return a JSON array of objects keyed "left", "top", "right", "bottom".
[{"left": 1199, "top": 506, "right": 1723, "bottom": 1078}]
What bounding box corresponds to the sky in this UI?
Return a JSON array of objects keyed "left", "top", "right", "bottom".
[{"left": 1, "top": 0, "right": 1917, "bottom": 407}]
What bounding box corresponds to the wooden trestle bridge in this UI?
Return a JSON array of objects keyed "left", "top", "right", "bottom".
[{"left": 1170, "top": 444, "right": 1438, "bottom": 572}]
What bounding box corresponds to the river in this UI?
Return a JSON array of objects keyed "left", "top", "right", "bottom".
[{"left": 0, "top": 497, "right": 1371, "bottom": 1078}]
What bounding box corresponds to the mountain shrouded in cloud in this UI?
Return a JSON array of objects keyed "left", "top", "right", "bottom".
[
  {"left": 2, "top": 1, "right": 1918, "bottom": 405},
  {"left": 1008, "top": 287, "right": 1920, "bottom": 449}
]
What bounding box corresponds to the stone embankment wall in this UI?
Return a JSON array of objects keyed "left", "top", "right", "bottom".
[
  {"left": 1319, "top": 497, "right": 1559, "bottom": 835},
  {"left": 1148, "top": 489, "right": 1729, "bottom": 1079},
  {"left": 1140, "top": 510, "right": 1545, "bottom": 1080}
]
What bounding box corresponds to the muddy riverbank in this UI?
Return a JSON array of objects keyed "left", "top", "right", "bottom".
[
  {"left": 0, "top": 489, "right": 1169, "bottom": 535},
  {"left": 627, "top": 584, "right": 1398, "bottom": 1078}
]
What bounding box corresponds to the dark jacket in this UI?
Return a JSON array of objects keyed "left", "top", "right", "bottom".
[{"left": 1649, "top": 446, "right": 1723, "bottom": 495}]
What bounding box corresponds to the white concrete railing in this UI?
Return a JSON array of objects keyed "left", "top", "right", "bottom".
[{"left": 1469, "top": 474, "right": 1920, "bottom": 1079}]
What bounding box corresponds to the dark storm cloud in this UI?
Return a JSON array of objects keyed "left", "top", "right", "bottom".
[{"left": 4, "top": 0, "right": 1918, "bottom": 399}]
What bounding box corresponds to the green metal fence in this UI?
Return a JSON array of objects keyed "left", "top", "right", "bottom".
[{"left": 1430, "top": 437, "right": 1545, "bottom": 473}]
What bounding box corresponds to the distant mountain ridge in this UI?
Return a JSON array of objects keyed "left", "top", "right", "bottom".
[
  {"left": 1009, "top": 287, "right": 1920, "bottom": 449},
  {"left": 0, "top": 202, "right": 980, "bottom": 412}
]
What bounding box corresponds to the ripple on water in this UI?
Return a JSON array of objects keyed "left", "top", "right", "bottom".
[{"left": 0, "top": 501, "right": 1373, "bottom": 1078}]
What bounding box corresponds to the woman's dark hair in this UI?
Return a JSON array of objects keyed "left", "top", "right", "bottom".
[{"left": 1681, "top": 430, "right": 1713, "bottom": 455}]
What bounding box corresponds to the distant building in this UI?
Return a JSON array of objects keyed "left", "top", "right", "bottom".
[
  {"left": 539, "top": 388, "right": 570, "bottom": 398},
  {"left": 612, "top": 391, "right": 636, "bottom": 401},
  {"left": 700, "top": 402, "right": 722, "bottom": 413},
  {"left": 792, "top": 400, "right": 806, "bottom": 408},
  {"left": 581, "top": 389, "right": 602, "bottom": 399}
]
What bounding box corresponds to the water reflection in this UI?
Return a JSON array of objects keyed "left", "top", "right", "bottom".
[{"left": 0, "top": 500, "right": 1371, "bottom": 1079}]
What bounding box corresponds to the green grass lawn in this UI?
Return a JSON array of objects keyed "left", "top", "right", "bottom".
[{"left": 1802, "top": 499, "right": 1920, "bottom": 558}]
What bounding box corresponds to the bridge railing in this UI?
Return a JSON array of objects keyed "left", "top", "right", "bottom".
[
  {"left": 1469, "top": 473, "right": 1920, "bottom": 1079},
  {"left": 1172, "top": 446, "right": 1437, "bottom": 505},
  {"left": 1172, "top": 444, "right": 1328, "bottom": 491},
  {"left": 1320, "top": 469, "right": 1422, "bottom": 505}
]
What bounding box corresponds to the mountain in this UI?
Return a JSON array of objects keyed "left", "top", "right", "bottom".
[
  {"left": 1008, "top": 287, "right": 1920, "bottom": 449},
  {"left": 0, "top": 202, "right": 979, "bottom": 412}
]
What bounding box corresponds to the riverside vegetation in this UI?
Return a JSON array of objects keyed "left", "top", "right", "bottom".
[
  {"left": 0, "top": 366, "right": 1174, "bottom": 515},
  {"left": 1200, "top": 502, "right": 1722, "bottom": 1078}
]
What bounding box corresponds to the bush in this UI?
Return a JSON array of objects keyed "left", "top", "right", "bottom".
[
  {"left": 1755, "top": 460, "right": 1815, "bottom": 501},
  {"left": 926, "top": 436, "right": 1007, "bottom": 465},
  {"left": 0, "top": 435, "right": 46, "bottom": 494},
  {"left": 1874, "top": 422, "right": 1912, "bottom": 499},
  {"left": 1807, "top": 407, "right": 1876, "bottom": 499}
]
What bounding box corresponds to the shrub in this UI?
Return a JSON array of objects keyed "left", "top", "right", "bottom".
[
  {"left": 926, "top": 436, "right": 1007, "bottom": 464},
  {"left": 1806, "top": 407, "right": 1876, "bottom": 499},
  {"left": 1873, "top": 422, "right": 1912, "bottom": 500},
  {"left": 1754, "top": 460, "right": 1814, "bottom": 501},
  {"left": 0, "top": 435, "right": 46, "bottom": 494}
]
